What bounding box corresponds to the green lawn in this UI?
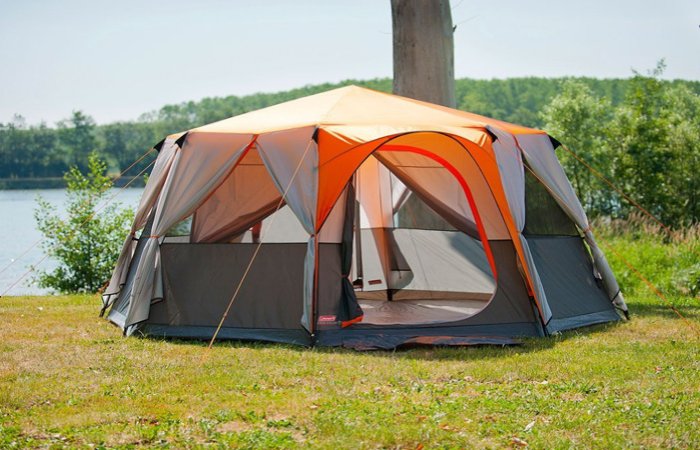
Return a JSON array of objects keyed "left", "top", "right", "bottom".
[{"left": 1, "top": 293, "right": 698, "bottom": 449}]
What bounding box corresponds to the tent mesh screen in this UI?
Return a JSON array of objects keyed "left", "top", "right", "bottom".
[
  {"left": 523, "top": 168, "right": 579, "bottom": 236},
  {"left": 395, "top": 194, "right": 457, "bottom": 231},
  {"left": 165, "top": 215, "right": 193, "bottom": 237}
]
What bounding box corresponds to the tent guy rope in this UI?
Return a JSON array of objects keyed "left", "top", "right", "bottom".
[
  {"left": 560, "top": 144, "right": 689, "bottom": 242},
  {"left": 601, "top": 241, "right": 700, "bottom": 336},
  {"left": 559, "top": 142, "right": 699, "bottom": 301},
  {"left": 202, "top": 136, "right": 315, "bottom": 357}
]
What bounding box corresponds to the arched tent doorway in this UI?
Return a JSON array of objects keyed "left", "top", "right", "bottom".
[
  {"left": 344, "top": 149, "right": 498, "bottom": 326},
  {"left": 314, "top": 132, "right": 542, "bottom": 346}
]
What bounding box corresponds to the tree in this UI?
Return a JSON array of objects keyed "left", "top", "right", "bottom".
[
  {"left": 540, "top": 80, "right": 614, "bottom": 215},
  {"left": 57, "top": 111, "right": 97, "bottom": 172},
  {"left": 34, "top": 154, "right": 134, "bottom": 293},
  {"left": 391, "top": 0, "right": 456, "bottom": 228},
  {"left": 541, "top": 61, "right": 700, "bottom": 226},
  {"left": 391, "top": 0, "right": 455, "bottom": 107},
  {"left": 605, "top": 61, "right": 700, "bottom": 226},
  {"left": 664, "top": 84, "right": 700, "bottom": 224}
]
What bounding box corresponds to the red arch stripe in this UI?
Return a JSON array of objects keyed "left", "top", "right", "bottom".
[{"left": 378, "top": 144, "right": 498, "bottom": 281}]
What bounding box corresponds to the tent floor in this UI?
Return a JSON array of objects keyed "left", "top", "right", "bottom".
[{"left": 358, "top": 298, "right": 490, "bottom": 325}]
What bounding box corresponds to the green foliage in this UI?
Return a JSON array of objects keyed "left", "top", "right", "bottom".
[
  {"left": 542, "top": 62, "right": 700, "bottom": 226},
  {"left": 33, "top": 154, "right": 133, "bottom": 293},
  {"left": 541, "top": 80, "right": 614, "bottom": 214},
  {"left": 594, "top": 214, "right": 700, "bottom": 299},
  {"left": 57, "top": 111, "right": 97, "bottom": 172},
  {"left": 458, "top": 77, "right": 563, "bottom": 127},
  {"left": 0, "top": 115, "right": 66, "bottom": 179},
  {"left": 98, "top": 121, "right": 159, "bottom": 177},
  {"left": 608, "top": 62, "right": 674, "bottom": 222}
]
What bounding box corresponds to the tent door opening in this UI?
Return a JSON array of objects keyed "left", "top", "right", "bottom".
[{"left": 348, "top": 153, "right": 496, "bottom": 326}]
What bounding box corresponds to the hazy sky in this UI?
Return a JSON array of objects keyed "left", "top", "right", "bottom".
[{"left": 1, "top": 0, "right": 698, "bottom": 125}]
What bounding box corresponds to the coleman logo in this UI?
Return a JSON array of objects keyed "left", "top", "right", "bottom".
[{"left": 318, "top": 315, "right": 337, "bottom": 322}]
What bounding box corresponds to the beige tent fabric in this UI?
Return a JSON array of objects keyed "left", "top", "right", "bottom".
[
  {"left": 152, "top": 133, "right": 254, "bottom": 232},
  {"left": 375, "top": 147, "right": 510, "bottom": 240},
  {"left": 123, "top": 132, "right": 254, "bottom": 330},
  {"left": 192, "top": 143, "right": 347, "bottom": 245},
  {"left": 356, "top": 156, "right": 395, "bottom": 229},
  {"left": 375, "top": 152, "right": 476, "bottom": 227},
  {"left": 256, "top": 126, "right": 319, "bottom": 331},
  {"left": 257, "top": 127, "right": 318, "bottom": 234},
  {"left": 192, "top": 87, "right": 472, "bottom": 135},
  {"left": 353, "top": 157, "right": 400, "bottom": 288},
  {"left": 134, "top": 138, "right": 180, "bottom": 229},
  {"left": 191, "top": 147, "right": 282, "bottom": 243},
  {"left": 103, "top": 138, "right": 179, "bottom": 304},
  {"left": 488, "top": 127, "right": 553, "bottom": 323},
  {"left": 515, "top": 133, "right": 628, "bottom": 314},
  {"left": 317, "top": 186, "right": 347, "bottom": 243},
  {"left": 103, "top": 235, "right": 138, "bottom": 309},
  {"left": 193, "top": 86, "right": 543, "bottom": 136},
  {"left": 321, "top": 123, "right": 492, "bottom": 151}
]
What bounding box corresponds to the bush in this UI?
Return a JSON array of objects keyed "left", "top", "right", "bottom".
[{"left": 34, "top": 153, "right": 134, "bottom": 293}]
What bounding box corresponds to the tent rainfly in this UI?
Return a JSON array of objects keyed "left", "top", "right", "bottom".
[{"left": 102, "top": 86, "right": 628, "bottom": 349}]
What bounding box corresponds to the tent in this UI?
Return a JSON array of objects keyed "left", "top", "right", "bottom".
[{"left": 102, "top": 85, "right": 628, "bottom": 348}]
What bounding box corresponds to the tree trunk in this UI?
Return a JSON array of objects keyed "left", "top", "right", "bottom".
[
  {"left": 391, "top": 0, "right": 456, "bottom": 229},
  {"left": 391, "top": 0, "right": 455, "bottom": 108}
]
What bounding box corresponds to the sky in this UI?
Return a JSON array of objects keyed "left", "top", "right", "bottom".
[{"left": 1, "top": 0, "right": 698, "bottom": 125}]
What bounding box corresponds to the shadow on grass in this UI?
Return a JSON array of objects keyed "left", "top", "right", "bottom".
[
  {"left": 146, "top": 318, "right": 631, "bottom": 362},
  {"left": 136, "top": 299, "right": 698, "bottom": 362},
  {"left": 626, "top": 301, "right": 700, "bottom": 319}
]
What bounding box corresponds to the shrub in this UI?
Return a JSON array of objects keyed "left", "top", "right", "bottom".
[{"left": 34, "top": 153, "right": 134, "bottom": 293}]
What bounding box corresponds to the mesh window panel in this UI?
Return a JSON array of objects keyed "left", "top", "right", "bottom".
[
  {"left": 523, "top": 167, "right": 579, "bottom": 236},
  {"left": 396, "top": 194, "right": 457, "bottom": 231},
  {"left": 165, "top": 215, "right": 193, "bottom": 237}
]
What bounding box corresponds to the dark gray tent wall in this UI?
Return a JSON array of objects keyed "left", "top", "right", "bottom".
[{"left": 522, "top": 168, "right": 620, "bottom": 333}]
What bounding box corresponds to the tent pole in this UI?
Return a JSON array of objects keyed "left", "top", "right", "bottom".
[
  {"left": 311, "top": 233, "right": 320, "bottom": 342},
  {"left": 353, "top": 174, "right": 364, "bottom": 289}
]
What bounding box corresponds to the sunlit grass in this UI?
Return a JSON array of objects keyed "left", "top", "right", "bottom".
[{"left": 1, "top": 290, "right": 698, "bottom": 449}]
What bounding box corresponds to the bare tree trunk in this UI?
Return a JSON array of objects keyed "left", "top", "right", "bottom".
[
  {"left": 391, "top": 0, "right": 456, "bottom": 230},
  {"left": 391, "top": 0, "right": 455, "bottom": 108}
]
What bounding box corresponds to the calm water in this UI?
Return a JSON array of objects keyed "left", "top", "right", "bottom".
[{"left": 0, "top": 188, "right": 143, "bottom": 295}]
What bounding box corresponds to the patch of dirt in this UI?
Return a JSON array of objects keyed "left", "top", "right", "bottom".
[{"left": 216, "top": 420, "right": 253, "bottom": 433}]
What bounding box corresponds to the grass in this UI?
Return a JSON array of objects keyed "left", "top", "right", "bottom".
[
  {"left": 593, "top": 213, "right": 700, "bottom": 300},
  {"left": 1, "top": 220, "right": 699, "bottom": 449},
  {"left": 0, "top": 292, "right": 698, "bottom": 449}
]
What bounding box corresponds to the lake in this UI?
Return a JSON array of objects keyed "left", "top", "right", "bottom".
[{"left": 0, "top": 188, "right": 143, "bottom": 295}]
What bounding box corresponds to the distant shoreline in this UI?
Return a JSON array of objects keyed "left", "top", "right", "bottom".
[{"left": 0, "top": 177, "right": 146, "bottom": 190}]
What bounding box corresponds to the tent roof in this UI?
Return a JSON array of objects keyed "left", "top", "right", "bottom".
[{"left": 192, "top": 85, "right": 545, "bottom": 136}]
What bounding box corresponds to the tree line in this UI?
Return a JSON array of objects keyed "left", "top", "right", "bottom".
[
  {"left": 2, "top": 73, "right": 699, "bottom": 225},
  {"left": 542, "top": 63, "right": 700, "bottom": 227}
]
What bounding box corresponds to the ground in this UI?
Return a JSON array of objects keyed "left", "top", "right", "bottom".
[{"left": 0, "top": 294, "right": 698, "bottom": 449}]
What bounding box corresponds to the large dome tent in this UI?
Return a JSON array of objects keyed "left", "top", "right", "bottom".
[{"left": 102, "top": 86, "right": 627, "bottom": 349}]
